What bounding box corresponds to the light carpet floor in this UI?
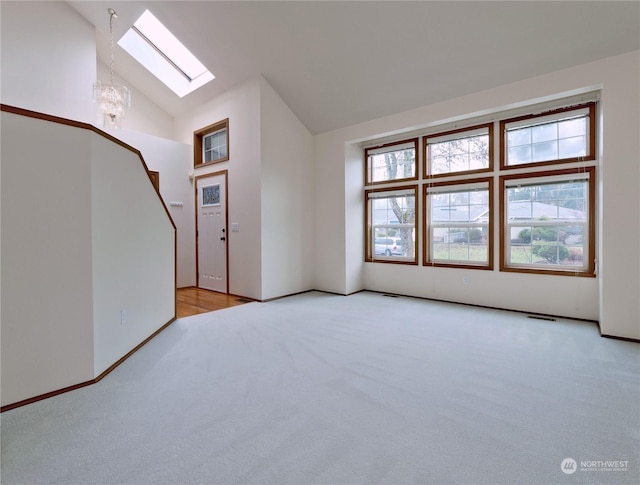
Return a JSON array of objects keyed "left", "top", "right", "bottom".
[{"left": 1, "top": 291, "right": 639, "bottom": 484}]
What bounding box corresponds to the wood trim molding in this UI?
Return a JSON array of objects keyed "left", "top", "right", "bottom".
[
  {"left": 148, "top": 170, "right": 160, "bottom": 193},
  {"left": 598, "top": 332, "right": 640, "bottom": 344},
  {"left": 3, "top": 104, "right": 141, "bottom": 158},
  {"left": 0, "top": 104, "right": 176, "bottom": 231},
  {"left": 1, "top": 317, "right": 177, "bottom": 413},
  {"left": 95, "top": 317, "right": 177, "bottom": 382},
  {"left": 0, "top": 380, "right": 96, "bottom": 413},
  {"left": 365, "top": 289, "right": 610, "bottom": 328},
  {"left": 193, "top": 118, "right": 229, "bottom": 168}
]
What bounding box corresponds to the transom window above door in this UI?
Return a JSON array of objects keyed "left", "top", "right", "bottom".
[{"left": 194, "top": 118, "right": 229, "bottom": 167}]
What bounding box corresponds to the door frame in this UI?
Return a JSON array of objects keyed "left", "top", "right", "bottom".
[{"left": 195, "top": 170, "right": 229, "bottom": 293}]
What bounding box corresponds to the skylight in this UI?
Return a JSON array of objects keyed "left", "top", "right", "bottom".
[{"left": 118, "top": 10, "right": 214, "bottom": 97}]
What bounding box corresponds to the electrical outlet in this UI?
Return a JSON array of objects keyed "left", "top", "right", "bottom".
[{"left": 121, "top": 309, "right": 127, "bottom": 324}]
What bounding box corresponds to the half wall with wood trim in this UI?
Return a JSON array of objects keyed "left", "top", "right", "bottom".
[{"left": 0, "top": 106, "right": 176, "bottom": 410}]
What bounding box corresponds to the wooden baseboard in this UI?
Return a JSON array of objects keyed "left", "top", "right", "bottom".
[
  {"left": 1, "top": 315, "right": 177, "bottom": 413},
  {"left": 598, "top": 330, "right": 640, "bottom": 343},
  {"left": 261, "top": 289, "right": 325, "bottom": 302},
  {"left": 366, "top": 289, "right": 603, "bottom": 325},
  {"left": 0, "top": 380, "right": 96, "bottom": 413},
  {"left": 95, "top": 316, "right": 176, "bottom": 382}
]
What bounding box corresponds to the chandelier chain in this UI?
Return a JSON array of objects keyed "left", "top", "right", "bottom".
[{"left": 109, "top": 11, "right": 115, "bottom": 86}]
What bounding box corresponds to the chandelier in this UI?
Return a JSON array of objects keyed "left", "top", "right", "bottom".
[{"left": 93, "top": 8, "right": 130, "bottom": 127}]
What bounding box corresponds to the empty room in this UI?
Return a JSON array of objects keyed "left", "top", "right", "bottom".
[{"left": 1, "top": 1, "right": 639, "bottom": 484}]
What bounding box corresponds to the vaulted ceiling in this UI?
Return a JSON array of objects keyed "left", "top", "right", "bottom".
[{"left": 68, "top": 1, "right": 640, "bottom": 134}]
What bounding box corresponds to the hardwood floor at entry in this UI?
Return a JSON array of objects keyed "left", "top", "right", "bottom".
[{"left": 177, "top": 287, "right": 249, "bottom": 318}]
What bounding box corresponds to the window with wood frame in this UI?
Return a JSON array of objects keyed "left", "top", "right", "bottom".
[
  {"left": 424, "top": 124, "right": 493, "bottom": 178},
  {"left": 365, "top": 185, "right": 418, "bottom": 264},
  {"left": 361, "top": 96, "right": 598, "bottom": 274},
  {"left": 365, "top": 139, "right": 418, "bottom": 185},
  {"left": 501, "top": 167, "right": 595, "bottom": 276},
  {"left": 501, "top": 103, "right": 595, "bottom": 169},
  {"left": 424, "top": 178, "right": 493, "bottom": 269},
  {"left": 194, "top": 118, "right": 229, "bottom": 167}
]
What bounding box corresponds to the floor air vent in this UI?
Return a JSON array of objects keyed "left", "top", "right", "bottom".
[{"left": 527, "top": 315, "right": 556, "bottom": 322}]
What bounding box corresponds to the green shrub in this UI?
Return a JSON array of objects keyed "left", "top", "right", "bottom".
[
  {"left": 532, "top": 226, "right": 558, "bottom": 242},
  {"left": 519, "top": 228, "right": 531, "bottom": 243},
  {"left": 532, "top": 242, "right": 569, "bottom": 263},
  {"left": 469, "top": 228, "right": 483, "bottom": 242}
]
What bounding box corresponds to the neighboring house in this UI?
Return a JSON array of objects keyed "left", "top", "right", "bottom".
[
  {"left": 507, "top": 201, "right": 585, "bottom": 221},
  {"left": 430, "top": 201, "right": 489, "bottom": 243},
  {"left": 506, "top": 201, "right": 585, "bottom": 240}
]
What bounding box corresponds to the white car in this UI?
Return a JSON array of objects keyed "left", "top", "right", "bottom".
[{"left": 374, "top": 237, "right": 403, "bottom": 256}]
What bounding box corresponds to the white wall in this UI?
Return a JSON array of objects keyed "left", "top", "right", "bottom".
[
  {"left": 597, "top": 51, "right": 640, "bottom": 339},
  {"left": 345, "top": 143, "right": 366, "bottom": 294},
  {"left": 174, "top": 79, "right": 263, "bottom": 299},
  {"left": 259, "top": 78, "right": 315, "bottom": 300},
  {"left": 312, "top": 137, "right": 365, "bottom": 295},
  {"left": 91, "top": 135, "right": 175, "bottom": 375},
  {"left": 313, "top": 132, "right": 346, "bottom": 294},
  {"left": 1, "top": 114, "right": 95, "bottom": 406},
  {"left": 0, "top": 1, "right": 96, "bottom": 123},
  {"left": 315, "top": 51, "right": 640, "bottom": 338},
  {"left": 101, "top": 129, "right": 192, "bottom": 288}
]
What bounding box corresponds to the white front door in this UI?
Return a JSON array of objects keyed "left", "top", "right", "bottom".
[{"left": 196, "top": 174, "right": 227, "bottom": 293}]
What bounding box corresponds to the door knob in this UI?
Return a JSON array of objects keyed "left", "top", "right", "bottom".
[{"left": 220, "top": 236, "right": 226, "bottom": 241}]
